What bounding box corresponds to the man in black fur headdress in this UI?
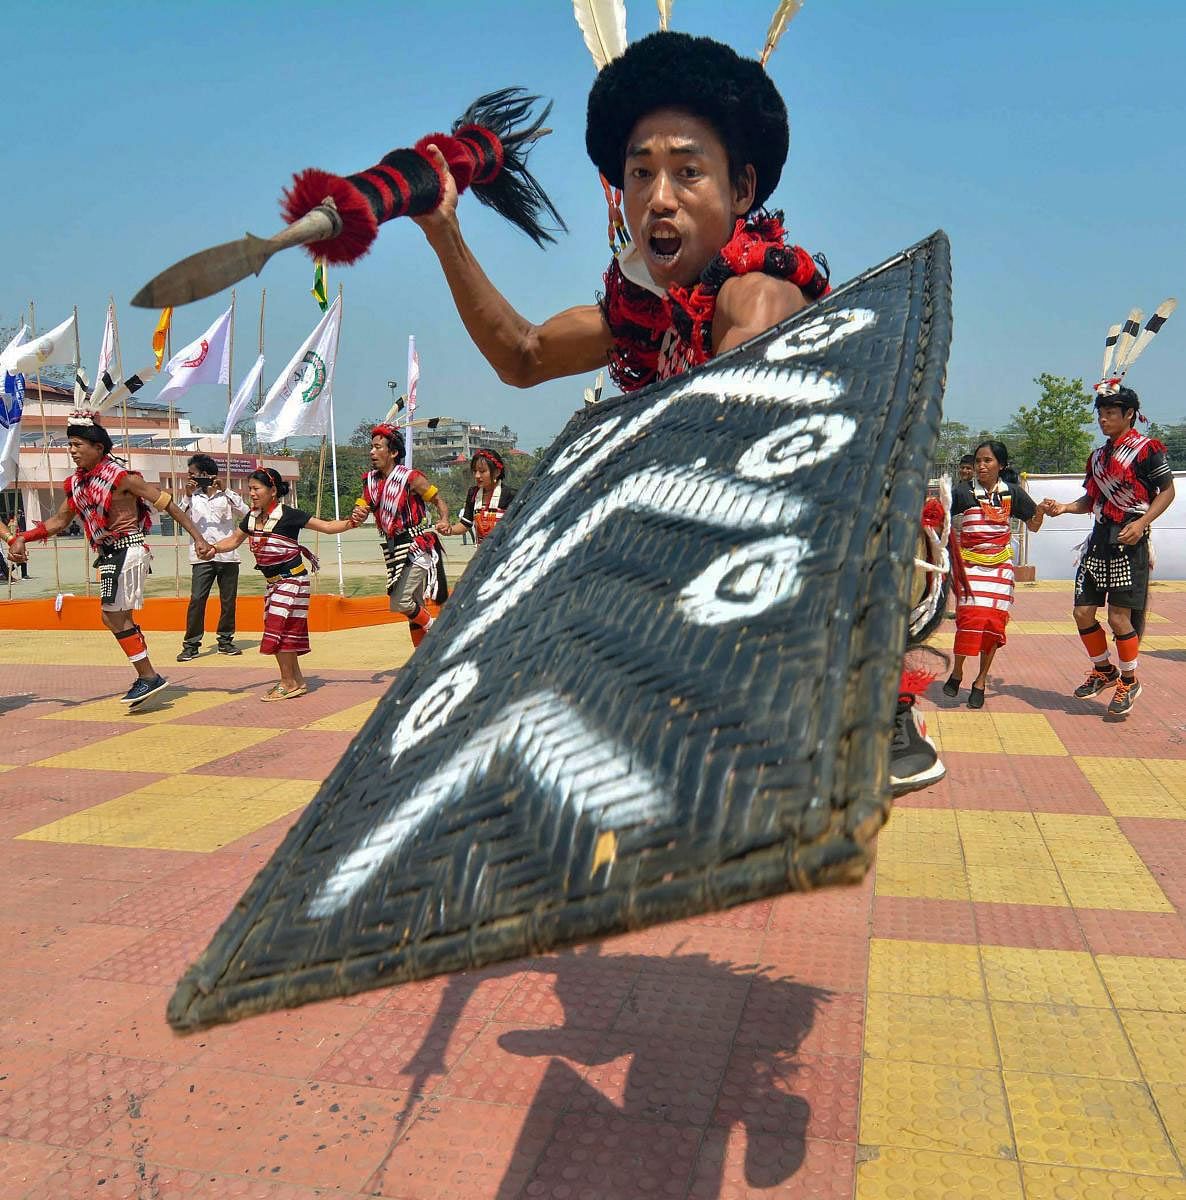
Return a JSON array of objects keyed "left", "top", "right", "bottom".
[{"left": 413, "top": 28, "right": 943, "bottom": 796}]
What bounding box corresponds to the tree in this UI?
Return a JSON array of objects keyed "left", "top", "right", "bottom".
[
  {"left": 1001, "top": 374, "right": 1095, "bottom": 474},
  {"left": 1148, "top": 420, "right": 1186, "bottom": 470},
  {"left": 929, "top": 420, "right": 971, "bottom": 478},
  {"left": 348, "top": 420, "right": 377, "bottom": 448}
]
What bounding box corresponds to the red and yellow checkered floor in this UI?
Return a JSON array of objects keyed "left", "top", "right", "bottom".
[{"left": 4, "top": 585, "right": 1186, "bottom": 1198}]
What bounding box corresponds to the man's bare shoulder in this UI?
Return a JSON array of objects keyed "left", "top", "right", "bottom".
[
  {"left": 713, "top": 274, "right": 807, "bottom": 353},
  {"left": 717, "top": 273, "right": 804, "bottom": 319}
]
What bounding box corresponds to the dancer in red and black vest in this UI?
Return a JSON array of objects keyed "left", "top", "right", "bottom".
[
  {"left": 442, "top": 448, "right": 517, "bottom": 546},
  {"left": 1042, "top": 388, "right": 1175, "bottom": 716},
  {"left": 348, "top": 424, "right": 450, "bottom": 649},
  {"left": 1042, "top": 301, "right": 1178, "bottom": 716},
  {"left": 205, "top": 468, "right": 354, "bottom": 701},
  {"left": 5, "top": 412, "right": 213, "bottom": 707}
]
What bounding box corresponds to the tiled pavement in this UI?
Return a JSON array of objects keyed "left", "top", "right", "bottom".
[{"left": 4, "top": 586, "right": 1186, "bottom": 1197}]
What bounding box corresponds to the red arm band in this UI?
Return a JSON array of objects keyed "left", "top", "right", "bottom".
[{"left": 11, "top": 521, "right": 48, "bottom": 545}]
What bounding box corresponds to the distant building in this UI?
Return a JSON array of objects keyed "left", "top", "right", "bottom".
[
  {"left": 1, "top": 380, "right": 299, "bottom": 524},
  {"left": 415, "top": 417, "right": 517, "bottom": 466}
]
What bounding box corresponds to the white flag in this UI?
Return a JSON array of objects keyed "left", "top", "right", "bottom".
[
  {"left": 406, "top": 334, "right": 418, "bottom": 467},
  {"left": 0, "top": 324, "right": 28, "bottom": 374},
  {"left": 223, "top": 354, "right": 265, "bottom": 439},
  {"left": 157, "top": 304, "right": 233, "bottom": 401},
  {"left": 255, "top": 296, "right": 341, "bottom": 444},
  {"left": 7, "top": 313, "right": 76, "bottom": 375},
  {"left": 0, "top": 326, "right": 29, "bottom": 490},
  {"left": 96, "top": 303, "right": 116, "bottom": 385}
]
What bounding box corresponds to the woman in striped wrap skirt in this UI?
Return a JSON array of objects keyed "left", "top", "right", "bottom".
[
  {"left": 204, "top": 468, "right": 353, "bottom": 700},
  {"left": 944, "top": 441, "right": 1044, "bottom": 709}
]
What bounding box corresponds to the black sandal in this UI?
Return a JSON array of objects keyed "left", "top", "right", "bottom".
[
  {"left": 968, "top": 685, "right": 986, "bottom": 709},
  {"left": 942, "top": 675, "right": 961, "bottom": 698}
]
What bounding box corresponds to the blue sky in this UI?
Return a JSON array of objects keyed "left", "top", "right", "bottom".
[{"left": 7, "top": 1, "right": 1185, "bottom": 450}]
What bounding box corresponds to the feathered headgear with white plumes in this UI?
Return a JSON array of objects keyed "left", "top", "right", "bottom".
[
  {"left": 574, "top": 0, "right": 803, "bottom": 71},
  {"left": 1095, "top": 299, "right": 1177, "bottom": 398}
]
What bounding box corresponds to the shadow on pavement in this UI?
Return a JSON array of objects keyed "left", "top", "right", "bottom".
[{"left": 383, "top": 942, "right": 829, "bottom": 1199}]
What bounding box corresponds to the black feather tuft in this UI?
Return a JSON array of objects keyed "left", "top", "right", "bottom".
[{"left": 454, "top": 88, "right": 567, "bottom": 247}]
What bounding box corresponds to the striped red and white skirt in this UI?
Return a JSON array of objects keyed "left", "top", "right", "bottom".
[
  {"left": 954, "top": 558, "right": 1014, "bottom": 657},
  {"left": 260, "top": 574, "right": 311, "bottom": 656}
]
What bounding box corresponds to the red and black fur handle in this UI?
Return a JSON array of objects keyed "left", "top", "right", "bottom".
[{"left": 281, "top": 88, "right": 565, "bottom": 265}]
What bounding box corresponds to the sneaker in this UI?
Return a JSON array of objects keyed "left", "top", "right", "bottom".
[
  {"left": 122, "top": 675, "right": 169, "bottom": 707},
  {"left": 217, "top": 643, "right": 243, "bottom": 656},
  {"left": 890, "top": 696, "right": 946, "bottom": 797},
  {"left": 1107, "top": 678, "right": 1142, "bottom": 716},
  {"left": 176, "top": 646, "right": 200, "bottom": 662},
  {"left": 1074, "top": 666, "right": 1119, "bottom": 699}
]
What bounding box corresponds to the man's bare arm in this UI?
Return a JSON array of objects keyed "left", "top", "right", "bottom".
[
  {"left": 414, "top": 145, "right": 612, "bottom": 388},
  {"left": 121, "top": 475, "right": 211, "bottom": 553},
  {"left": 6, "top": 497, "right": 75, "bottom": 561},
  {"left": 712, "top": 273, "right": 808, "bottom": 356},
  {"left": 1042, "top": 495, "right": 1091, "bottom": 517}
]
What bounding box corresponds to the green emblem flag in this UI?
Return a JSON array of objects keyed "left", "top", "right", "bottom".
[{"left": 255, "top": 295, "right": 341, "bottom": 444}]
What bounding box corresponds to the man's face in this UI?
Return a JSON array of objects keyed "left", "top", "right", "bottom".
[
  {"left": 621, "top": 108, "right": 756, "bottom": 289},
  {"left": 370, "top": 435, "right": 395, "bottom": 473},
  {"left": 1097, "top": 404, "right": 1131, "bottom": 439},
  {"left": 68, "top": 436, "right": 103, "bottom": 472},
  {"left": 958, "top": 463, "right": 974, "bottom": 482}
]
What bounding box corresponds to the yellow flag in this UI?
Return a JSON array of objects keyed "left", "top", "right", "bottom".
[{"left": 152, "top": 307, "right": 173, "bottom": 370}]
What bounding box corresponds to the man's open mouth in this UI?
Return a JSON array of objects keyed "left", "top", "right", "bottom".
[{"left": 648, "top": 234, "right": 682, "bottom": 264}]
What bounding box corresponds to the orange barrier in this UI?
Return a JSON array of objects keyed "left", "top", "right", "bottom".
[{"left": 0, "top": 594, "right": 415, "bottom": 632}]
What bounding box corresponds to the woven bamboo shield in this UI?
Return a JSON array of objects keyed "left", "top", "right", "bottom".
[{"left": 168, "top": 231, "right": 952, "bottom": 1031}]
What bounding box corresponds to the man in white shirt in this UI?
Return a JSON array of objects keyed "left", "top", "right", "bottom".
[{"left": 177, "top": 454, "right": 249, "bottom": 660}]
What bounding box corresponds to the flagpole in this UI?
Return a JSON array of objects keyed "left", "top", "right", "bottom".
[
  {"left": 108, "top": 297, "right": 132, "bottom": 461},
  {"left": 405, "top": 334, "right": 415, "bottom": 470},
  {"left": 311, "top": 436, "right": 327, "bottom": 595},
  {"left": 72, "top": 307, "right": 91, "bottom": 598},
  {"left": 29, "top": 300, "right": 62, "bottom": 592},
  {"left": 327, "top": 284, "right": 346, "bottom": 597},
  {"left": 225, "top": 290, "right": 236, "bottom": 488},
  {"left": 164, "top": 324, "right": 181, "bottom": 597}
]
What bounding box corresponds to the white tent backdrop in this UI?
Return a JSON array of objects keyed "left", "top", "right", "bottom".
[{"left": 1021, "top": 471, "right": 1186, "bottom": 580}]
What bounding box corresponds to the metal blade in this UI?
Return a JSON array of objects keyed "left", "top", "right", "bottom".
[{"left": 131, "top": 234, "right": 275, "bottom": 309}]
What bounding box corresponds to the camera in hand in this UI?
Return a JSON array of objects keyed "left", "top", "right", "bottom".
[{"left": 193, "top": 475, "right": 217, "bottom": 487}]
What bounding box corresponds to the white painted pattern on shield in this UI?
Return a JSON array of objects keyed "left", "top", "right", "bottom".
[
  {"left": 390, "top": 661, "right": 480, "bottom": 763},
  {"left": 440, "top": 366, "right": 843, "bottom": 663},
  {"left": 442, "top": 465, "right": 809, "bottom": 661},
  {"left": 736, "top": 414, "right": 858, "bottom": 480},
  {"left": 311, "top": 690, "right": 673, "bottom": 918},
  {"left": 522, "top": 368, "right": 839, "bottom": 540},
  {"left": 764, "top": 309, "right": 877, "bottom": 361},
  {"left": 678, "top": 534, "right": 810, "bottom": 625}
]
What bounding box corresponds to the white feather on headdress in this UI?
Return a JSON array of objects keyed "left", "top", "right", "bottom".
[
  {"left": 1100, "top": 323, "right": 1122, "bottom": 382},
  {"left": 1117, "top": 298, "right": 1177, "bottom": 375},
  {"left": 656, "top": 0, "right": 673, "bottom": 31},
  {"left": 1110, "top": 307, "right": 1144, "bottom": 379},
  {"left": 759, "top": 0, "right": 804, "bottom": 67},
  {"left": 573, "top": 0, "right": 628, "bottom": 71}
]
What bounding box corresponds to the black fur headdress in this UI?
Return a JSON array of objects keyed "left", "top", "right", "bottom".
[{"left": 585, "top": 31, "right": 789, "bottom": 210}]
